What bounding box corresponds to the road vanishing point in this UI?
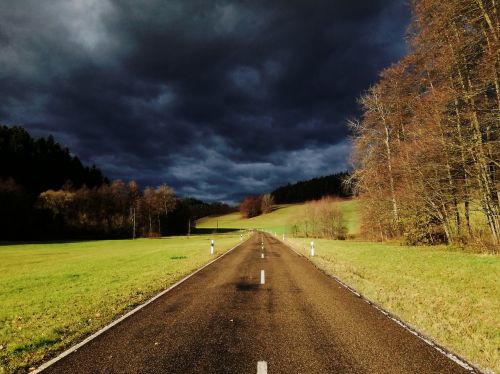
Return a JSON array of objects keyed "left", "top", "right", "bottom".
[{"left": 40, "top": 233, "right": 472, "bottom": 374}]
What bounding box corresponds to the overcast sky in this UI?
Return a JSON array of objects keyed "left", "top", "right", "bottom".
[{"left": 0, "top": 0, "right": 410, "bottom": 203}]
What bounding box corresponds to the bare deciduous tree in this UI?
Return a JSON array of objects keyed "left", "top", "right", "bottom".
[
  {"left": 351, "top": 0, "right": 499, "bottom": 248},
  {"left": 261, "top": 193, "right": 275, "bottom": 214}
]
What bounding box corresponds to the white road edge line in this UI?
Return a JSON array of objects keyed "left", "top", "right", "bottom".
[
  {"left": 275, "top": 235, "right": 479, "bottom": 373},
  {"left": 257, "top": 360, "right": 268, "bottom": 374},
  {"left": 31, "top": 237, "right": 251, "bottom": 374},
  {"left": 261, "top": 269, "right": 265, "bottom": 284}
]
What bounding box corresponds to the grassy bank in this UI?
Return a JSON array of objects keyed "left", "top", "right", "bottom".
[
  {"left": 0, "top": 234, "right": 242, "bottom": 373},
  {"left": 286, "top": 237, "right": 500, "bottom": 373},
  {"left": 197, "top": 199, "right": 360, "bottom": 235}
]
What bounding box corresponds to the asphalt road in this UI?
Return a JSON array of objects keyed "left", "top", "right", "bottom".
[{"left": 43, "top": 233, "right": 471, "bottom": 373}]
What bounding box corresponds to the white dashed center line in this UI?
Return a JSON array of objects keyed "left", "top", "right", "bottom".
[
  {"left": 260, "top": 270, "right": 265, "bottom": 284},
  {"left": 257, "top": 360, "right": 268, "bottom": 374}
]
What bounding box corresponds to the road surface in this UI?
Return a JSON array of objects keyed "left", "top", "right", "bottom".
[{"left": 42, "top": 233, "right": 471, "bottom": 373}]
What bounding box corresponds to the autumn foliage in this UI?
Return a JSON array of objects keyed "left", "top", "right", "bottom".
[
  {"left": 240, "top": 196, "right": 263, "bottom": 218},
  {"left": 351, "top": 0, "right": 499, "bottom": 248},
  {"left": 288, "top": 197, "right": 347, "bottom": 239},
  {"left": 37, "top": 181, "right": 177, "bottom": 238}
]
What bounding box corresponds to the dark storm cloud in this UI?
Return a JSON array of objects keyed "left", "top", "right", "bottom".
[{"left": 0, "top": 0, "right": 410, "bottom": 203}]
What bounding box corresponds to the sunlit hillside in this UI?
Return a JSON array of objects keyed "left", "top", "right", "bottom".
[{"left": 196, "top": 199, "right": 360, "bottom": 236}]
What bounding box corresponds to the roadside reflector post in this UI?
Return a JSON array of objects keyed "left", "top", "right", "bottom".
[
  {"left": 282, "top": 234, "right": 285, "bottom": 240},
  {"left": 240, "top": 234, "right": 243, "bottom": 241},
  {"left": 310, "top": 241, "right": 314, "bottom": 257},
  {"left": 210, "top": 239, "right": 215, "bottom": 255}
]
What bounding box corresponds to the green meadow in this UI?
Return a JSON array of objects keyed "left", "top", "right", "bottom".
[
  {"left": 0, "top": 234, "right": 242, "bottom": 373},
  {"left": 197, "top": 199, "right": 361, "bottom": 235}
]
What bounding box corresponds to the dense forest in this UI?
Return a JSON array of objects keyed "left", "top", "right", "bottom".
[
  {"left": 0, "top": 126, "right": 108, "bottom": 240},
  {"left": 0, "top": 126, "right": 107, "bottom": 194},
  {"left": 271, "top": 172, "right": 351, "bottom": 204},
  {"left": 351, "top": 0, "right": 499, "bottom": 248},
  {"left": 0, "top": 126, "right": 234, "bottom": 240}
]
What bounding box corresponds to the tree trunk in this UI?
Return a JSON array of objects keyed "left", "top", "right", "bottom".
[
  {"left": 450, "top": 83, "right": 472, "bottom": 236},
  {"left": 374, "top": 92, "right": 400, "bottom": 231},
  {"left": 132, "top": 207, "right": 136, "bottom": 240},
  {"left": 148, "top": 209, "right": 152, "bottom": 235},
  {"left": 449, "top": 26, "right": 500, "bottom": 243},
  {"left": 427, "top": 75, "right": 460, "bottom": 241},
  {"left": 475, "top": 0, "right": 499, "bottom": 42},
  {"left": 384, "top": 123, "right": 400, "bottom": 228}
]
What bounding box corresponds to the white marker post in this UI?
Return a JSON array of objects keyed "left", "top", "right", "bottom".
[
  {"left": 240, "top": 234, "right": 243, "bottom": 241},
  {"left": 282, "top": 233, "right": 285, "bottom": 240},
  {"left": 310, "top": 240, "right": 315, "bottom": 257},
  {"left": 260, "top": 270, "right": 265, "bottom": 284},
  {"left": 210, "top": 239, "right": 215, "bottom": 255}
]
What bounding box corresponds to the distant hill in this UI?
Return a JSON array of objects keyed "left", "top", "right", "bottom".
[
  {"left": 197, "top": 200, "right": 360, "bottom": 236},
  {"left": 271, "top": 172, "right": 351, "bottom": 203}
]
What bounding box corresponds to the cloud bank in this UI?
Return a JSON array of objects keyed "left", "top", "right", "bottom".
[{"left": 0, "top": 0, "right": 410, "bottom": 202}]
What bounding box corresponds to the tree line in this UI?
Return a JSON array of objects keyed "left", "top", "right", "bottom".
[
  {"left": 36, "top": 181, "right": 177, "bottom": 239},
  {"left": 0, "top": 125, "right": 107, "bottom": 194},
  {"left": 0, "top": 126, "right": 235, "bottom": 240},
  {"left": 271, "top": 172, "right": 351, "bottom": 204},
  {"left": 239, "top": 193, "right": 275, "bottom": 218},
  {"left": 0, "top": 125, "right": 108, "bottom": 240},
  {"left": 351, "top": 0, "right": 499, "bottom": 248}
]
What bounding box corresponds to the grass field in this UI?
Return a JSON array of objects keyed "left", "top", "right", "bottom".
[
  {"left": 0, "top": 233, "right": 243, "bottom": 373},
  {"left": 197, "top": 199, "right": 360, "bottom": 235},
  {"left": 285, "top": 238, "right": 500, "bottom": 373}
]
